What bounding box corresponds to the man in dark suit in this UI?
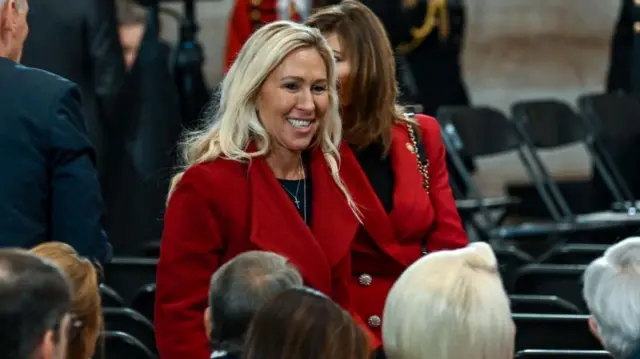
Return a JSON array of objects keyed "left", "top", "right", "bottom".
[
  {"left": 19, "top": 0, "right": 126, "bottom": 182},
  {"left": 0, "top": 0, "right": 111, "bottom": 262}
]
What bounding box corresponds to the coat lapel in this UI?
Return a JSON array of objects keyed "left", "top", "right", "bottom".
[
  {"left": 248, "top": 152, "right": 333, "bottom": 295},
  {"left": 340, "top": 143, "right": 410, "bottom": 266},
  {"left": 309, "top": 149, "right": 360, "bottom": 268}
]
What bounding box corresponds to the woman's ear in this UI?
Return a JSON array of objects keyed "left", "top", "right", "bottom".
[
  {"left": 588, "top": 316, "right": 602, "bottom": 343},
  {"left": 203, "top": 307, "right": 212, "bottom": 340}
]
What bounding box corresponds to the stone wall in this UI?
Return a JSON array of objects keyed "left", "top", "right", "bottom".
[{"left": 158, "top": 0, "right": 622, "bottom": 195}]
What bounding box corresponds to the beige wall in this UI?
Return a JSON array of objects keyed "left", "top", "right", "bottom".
[{"left": 158, "top": 0, "right": 621, "bottom": 195}]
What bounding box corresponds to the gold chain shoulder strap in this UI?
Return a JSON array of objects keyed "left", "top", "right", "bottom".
[{"left": 405, "top": 117, "right": 430, "bottom": 194}]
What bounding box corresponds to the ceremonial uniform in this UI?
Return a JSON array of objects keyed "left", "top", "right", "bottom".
[
  {"left": 363, "top": 0, "right": 469, "bottom": 115},
  {"left": 224, "top": 0, "right": 310, "bottom": 71}
]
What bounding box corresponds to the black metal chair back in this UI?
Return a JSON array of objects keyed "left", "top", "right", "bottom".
[
  {"left": 100, "top": 331, "right": 156, "bottom": 359},
  {"left": 104, "top": 257, "right": 158, "bottom": 305},
  {"left": 515, "top": 349, "right": 611, "bottom": 359},
  {"left": 510, "top": 294, "right": 582, "bottom": 315},
  {"left": 539, "top": 243, "right": 608, "bottom": 265},
  {"left": 510, "top": 264, "right": 587, "bottom": 312},
  {"left": 578, "top": 93, "right": 640, "bottom": 204},
  {"left": 99, "top": 284, "right": 125, "bottom": 307},
  {"left": 103, "top": 307, "right": 157, "bottom": 354},
  {"left": 513, "top": 314, "right": 602, "bottom": 351}
]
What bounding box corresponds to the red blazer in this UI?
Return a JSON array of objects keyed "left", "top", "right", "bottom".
[
  {"left": 154, "top": 145, "right": 372, "bottom": 359},
  {"left": 339, "top": 114, "right": 468, "bottom": 341},
  {"left": 224, "top": 0, "right": 303, "bottom": 72}
]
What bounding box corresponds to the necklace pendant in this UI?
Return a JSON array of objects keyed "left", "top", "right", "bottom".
[{"left": 293, "top": 197, "right": 301, "bottom": 208}]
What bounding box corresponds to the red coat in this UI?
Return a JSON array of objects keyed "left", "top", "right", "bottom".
[
  {"left": 154, "top": 145, "right": 373, "bottom": 359},
  {"left": 340, "top": 114, "right": 468, "bottom": 341},
  {"left": 224, "top": 0, "right": 304, "bottom": 72}
]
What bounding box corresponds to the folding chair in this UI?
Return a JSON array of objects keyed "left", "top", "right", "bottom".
[
  {"left": 438, "top": 106, "right": 628, "bottom": 245},
  {"left": 510, "top": 100, "right": 640, "bottom": 234},
  {"left": 578, "top": 92, "right": 640, "bottom": 211}
]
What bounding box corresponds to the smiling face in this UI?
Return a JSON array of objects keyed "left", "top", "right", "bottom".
[{"left": 255, "top": 46, "right": 329, "bottom": 153}]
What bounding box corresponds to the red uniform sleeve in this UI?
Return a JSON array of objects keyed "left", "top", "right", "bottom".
[
  {"left": 224, "top": 0, "right": 254, "bottom": 73},
  {"left": 416, "top": 114, "right": 469, "bottom": 251},
  {"left": 155, "top": 166, "right": 224, "bottom": 359}
]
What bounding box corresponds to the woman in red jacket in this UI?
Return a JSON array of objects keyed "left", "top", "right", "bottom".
[
  {"left": 306, "top": 0, "right": 469, "bottom": 342},
  {"left": 155, "top": 21, "right": 365, "bottom": 359}
]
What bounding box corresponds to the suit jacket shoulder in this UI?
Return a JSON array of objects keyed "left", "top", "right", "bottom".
[{"left": 2, "top": 60, "right": 80, "bottom": 116}]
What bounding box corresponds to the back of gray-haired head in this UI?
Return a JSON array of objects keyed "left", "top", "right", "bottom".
[
  {"left": 583, "top": 237, "right": 640, "bottom": 359},
  {"left": 208, "top": 251, "right": 303, "bottom": 354},
  {"left": 0, "top": 248, "right": 72, "bottom": 359}
]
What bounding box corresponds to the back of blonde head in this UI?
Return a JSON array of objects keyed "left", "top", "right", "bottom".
[
  {"left": 383, "top": 243, "right": 514, "bottom": 359},
  {"left": 30, "top": 242, "right": 102, "bottom": 359},
  {"left": 170, "top": 20, "right": 359, "bottom": 218}
]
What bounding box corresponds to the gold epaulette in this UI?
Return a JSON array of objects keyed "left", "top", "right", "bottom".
[{"left": 398, "top": 0, "right": 450, "bottom": 55}]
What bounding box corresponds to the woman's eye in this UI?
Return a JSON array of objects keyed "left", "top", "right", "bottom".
[
  {"left": 334, "top": 56, "right": 342, "bottom": 63},
  {"left": 313, "top": 86, "right": 327, "bottom": 93},
  {"left": 284, "top": 83, "right": 299, "bottom": 90}
]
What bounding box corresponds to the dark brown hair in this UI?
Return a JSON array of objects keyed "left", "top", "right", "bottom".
[
  {"left": 242, "top": 288, "right": 370, "bottom": 359},
  {"left": 306, "top": 0, "right": 405, "bottom": 153}
]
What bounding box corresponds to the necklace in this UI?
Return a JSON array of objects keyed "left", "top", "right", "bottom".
[
  {"left": 279, "top": 166, "right": 307, "bottom": 223},
  {"left": 280, "top": 179, "right": 301, "bottom": 208}
]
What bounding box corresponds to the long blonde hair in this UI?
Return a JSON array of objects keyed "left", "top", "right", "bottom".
[
  {"left": 171, "top": 20, "right": 360, "bottom": 219},
  {"left": 30, "top": 242, "right": 103, "bottom": 359}
]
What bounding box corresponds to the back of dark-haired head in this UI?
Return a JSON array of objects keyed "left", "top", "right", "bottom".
[
  {"left": 242, "top": 288, "right": 370, "bottom": 359},
  {"left": 208, "top": 251, "right": 303, "bottom": 355},
  {"left": 0, "top": 248, "right": 72, "bottom": 359}
]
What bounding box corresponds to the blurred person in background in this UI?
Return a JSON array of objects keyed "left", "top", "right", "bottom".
[
  {"left": 20, "top": 0, "right": 127, "bottom": 191},
  {"left": 359, "top": 0, "right": 475, "bottom": 197},
  {"left": 117, "top": 0, "right": 147, "bottom": 71},
  {"left": 359, "top": 0, "right": 469, "bottom": 115},
  {"left": 607, "top": 0, "right": 640, "bottom": 94},
  {"left": 306, "top": 0, "right": 468, "bottom": 343},
  {"left": 592, "top": 0, "right": 640, "bottom": 209},
  {"left": 223, "top": 0, "right": 338, "bottom": 72},
  {"left": 203, "top": 251, "right": 303, "bottom": 359},
  {"left": 0, "top": 0, "right": 110, "bottom": 261},
  {"left": 31, "top": 242, "right": 103, "bottom": 359},
  {"left": 243, "top": 288, "right": 370, "bottom": 359},
  {"left": 0, "top": 249, "right": 74, "bottom": 359},
  {"left": 583, "top": 237, "right": 640, "bottom": 359},
  {"left": 383, "top": 242, "right": 515, "bottom": 359},
  {"left": 105, "top": 0, "right": 182, "bottom": 254}
]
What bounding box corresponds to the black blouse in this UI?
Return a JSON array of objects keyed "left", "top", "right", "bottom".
[{"left": 352, "top": 143, "right": 395, "bottom": 213}]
